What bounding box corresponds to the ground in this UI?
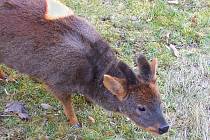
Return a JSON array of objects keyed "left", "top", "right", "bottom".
[{"left": 0, "top": 0, "right": 210, "bottom": 139}]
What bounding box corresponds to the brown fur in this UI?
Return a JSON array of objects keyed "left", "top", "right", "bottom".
[
  {"left": 0, "top": 0, "right": 168, "bottom": 134},
  {"left": 128, "top": 83, "right": 160, "bottom": 104}
]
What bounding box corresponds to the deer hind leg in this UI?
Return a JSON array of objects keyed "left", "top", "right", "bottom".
[{"left": 53, "top": 93, "right": 81, "bottom": 127}]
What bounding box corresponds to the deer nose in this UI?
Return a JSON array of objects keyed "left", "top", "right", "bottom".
[{"left": 159, "top": 125, "right": 169, "bottom": 134}]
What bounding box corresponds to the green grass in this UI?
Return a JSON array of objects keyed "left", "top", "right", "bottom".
[{"left": 0, "top": 0, "right": 210, "bottom": 139}]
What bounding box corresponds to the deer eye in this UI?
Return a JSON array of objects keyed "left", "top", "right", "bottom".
[{"left": 138, "top": 106, "right": 146, "bottom": 112}]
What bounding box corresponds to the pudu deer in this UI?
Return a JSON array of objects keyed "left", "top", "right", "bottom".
[{"left": 0, "top": 0, "right": 169, "bottom": 134}]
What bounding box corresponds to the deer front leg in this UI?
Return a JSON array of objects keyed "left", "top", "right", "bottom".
[
  {"left": 53, "top": 93, "right": 81, "bottom": 127},
  {"left": 62, "top": 95, "right": 80, "bottom": 126}
]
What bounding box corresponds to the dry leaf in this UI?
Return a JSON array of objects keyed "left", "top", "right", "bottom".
[
  {"left": 39, "top": 135, "right": 49, "bottom": 140},
  {"left": 191, "top": 15, "right": 197, "bottom": 27},
  {"left": 169, "top": 44, "right": 179, "bottom": 57},
  {"left": 88, "top": 116, "right": 95, "bottom": 123},
  {"left": 4, "top": 102, "right": 30, "bottom": 120},
  {"left": 6, "top": 76, "right": 17, "bottom": 83},
  {"left": 0, "top": 70, "right": 17, "bottom": 83},
  {"left": 104, "top": 131, "right": 114, "bottom": 136},
  {"left": 167, "top": 0, "right": 179, "bottom": 4},
  {"left": 41, "top": 103, "right": 53, "bottom": 110},
  {"left": 0, "top": 70, "right": 7, "bottom": 81}
]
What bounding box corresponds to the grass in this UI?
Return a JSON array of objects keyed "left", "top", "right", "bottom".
[{"left": 0, "top": 0, "right": 210, "bottom": 139}]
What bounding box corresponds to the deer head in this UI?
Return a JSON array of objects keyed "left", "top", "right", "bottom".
[{"left": 103, "top": 55, "right": 169, "bottom": 135}]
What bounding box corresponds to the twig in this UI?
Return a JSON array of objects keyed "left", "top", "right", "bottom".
[
  {"left": 0, "top": 112, "right": 15, "bottom": 117},
  {"left": 4, "top": 88, "right": 9, "bottom": 95},
  {"left": 0, "top": 114, "right": 14, "bottom": 117}
]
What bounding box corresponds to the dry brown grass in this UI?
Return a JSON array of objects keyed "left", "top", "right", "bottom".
[{"left": 163, "top": 51, "right": 210, "bottom": 139}]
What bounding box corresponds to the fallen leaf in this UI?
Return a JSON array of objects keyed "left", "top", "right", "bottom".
[
  {"left": 4, "top": 102, "right": 30, "bottom": 120},
  {"left": 104, "top": 131, "right": 114, "bottom": 136},
  {"left": 88, "top": 116, "right": 95, "bottom": 123},
  {"left": 0, "top": 70, "right": 7, "bottom": 81},
  {"left": 0, "top": 70, "right": 17, "bottom": 83},
  {"left": 41, "top": 103, "right": 53, "bottom": 110},
  {"left": 6, "top": 76, "right": 17, "bottom": 83},
  {"left": 168, "top": 44, "right": 179, "bottom": 57},
  {"left": 196, "top": 32, "right": 205, "bottom": 38},
  {"left": 39, "top": 135, "right": 49, "bottom": 140},
  {"left": 191, "top": 15, "right": 197, "bottom": 27},
  {"left": 167, "top": 0, "right": 179, "bottom": 4}
]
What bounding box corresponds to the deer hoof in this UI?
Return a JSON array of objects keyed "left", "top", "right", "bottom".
[{"left": 72, "top": 123, "right": 82, "bottom": 128}]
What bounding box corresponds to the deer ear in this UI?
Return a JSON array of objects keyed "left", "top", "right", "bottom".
[
  {"left": 45, "top": 0, "right": 74, "bottom": 20},
  {"left": 118, "top": 61, "right": 138, "bottom": 85},
  {"left": 150, "top": 58, "right": 158, "bottom": 81},
  {"left": 103, "top": 75, "right": 127, "bottom": 101},
  {"left": 137, "top": 54, "right": 152, "bottom": 82}
]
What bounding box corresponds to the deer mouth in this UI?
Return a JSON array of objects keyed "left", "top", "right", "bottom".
[
  {"left": 145, "top": 126, "right": 169, "bottom": 135},
  {"left": 123, "top": 114, "right": 168, "bottom": 135},
  {"left": 145, "top": 127, "right": 161, "bottom": 135}
]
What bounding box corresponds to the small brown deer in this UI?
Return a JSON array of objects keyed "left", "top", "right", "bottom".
[{"left": 0, "top": 0, "right": 169, "bottom": 135}]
